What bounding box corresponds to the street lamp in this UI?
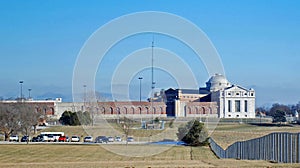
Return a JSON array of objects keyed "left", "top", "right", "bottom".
[
  {"left": 28, "top": 89, "right": 32, "bottom": 99},
  {"left": 83, "top": 85, "right": 87, "bottom": 102},
  {"left": 83, "top": 85, "right": 87, "bottom": 111},
  {"left": 19, "top": 81, "right": 24, "bottom": 100},
  {"left": 138, "top": 77, "right": 143, "bottom": 102}
]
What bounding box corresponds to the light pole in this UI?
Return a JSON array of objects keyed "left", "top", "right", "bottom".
[
  {"left": 83, "top": 85, "right": 87, "bottom": 111},
  {"left": 28, "top": 89, "right": 32, "bottom": 99},
  {"left": 138, "top": 77, "right": 143, "bottom": 102},
  {"left": 19, "top": 81, "right": 24, "bottom": 100}
]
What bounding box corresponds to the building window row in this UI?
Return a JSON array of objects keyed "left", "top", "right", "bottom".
[
  {"left": 227, "top": 92, "right": 254, "bottom": 97},
  {"left": 227, "top": 100, "right": 248, "bottom": 113},
  {"left": 228, "top": 114, "right": 248, "bottom": 118}
]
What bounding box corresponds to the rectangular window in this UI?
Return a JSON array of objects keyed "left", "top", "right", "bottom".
[
  {"left": 235, "top": 100, "right": 240, "bottom": 112},
  {"left": 228, "top": 100, "right": 231, "bottom": 112},
  {"left": 244, "top": 100, "right": 248, "bottom": 112}
]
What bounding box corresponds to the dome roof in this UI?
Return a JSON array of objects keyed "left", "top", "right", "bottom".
[{"left": 206, "top": 73, "right": 231, "bottom": 92}]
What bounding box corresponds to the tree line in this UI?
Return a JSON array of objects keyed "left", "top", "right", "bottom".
[
  {"left": 256, "top": 102, "right": 300, "bottom": 116},
  {"left": 0, "top": 103, "right": 45, "bottom": 141},
  {"left": 256, "top": 102, "right": 300, "bottom": 123}
]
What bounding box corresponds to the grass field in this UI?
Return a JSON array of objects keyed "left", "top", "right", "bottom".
[
  {"left": 2, "top": 122, "right": 300, "bottom": 167},
  {"left": 0, "top": 144, "right": 298, "bottom": 168},
  {"left": 210, "top": 122, "right": 300, "bottom": 148}
]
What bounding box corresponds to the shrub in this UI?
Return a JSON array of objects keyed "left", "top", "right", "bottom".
[{"left": 177, "top": 120, "right": 209, "bottom": 146}]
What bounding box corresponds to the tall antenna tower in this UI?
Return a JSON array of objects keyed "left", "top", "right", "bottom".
[{"left": 151, "top": 35, "right": 155, "bottom": 124}]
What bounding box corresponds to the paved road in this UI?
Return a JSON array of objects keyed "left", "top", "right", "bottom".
[{"left": 0, "top": 141, "right": 149, "bottom": 145}]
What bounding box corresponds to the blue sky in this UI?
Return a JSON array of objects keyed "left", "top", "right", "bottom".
[{"left": 0, "top": 0, "right": 299, "bottom": 107}]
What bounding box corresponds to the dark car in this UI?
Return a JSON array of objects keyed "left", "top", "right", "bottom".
[
  {"left": 127, "top": 137, "right": 134, "bottom": 142},
  {"left": 95, "top": 136, "right": 108, "bottom": 143},
  {"left": 32, "top": 135, "right": 43, "bottom": 142},
  {"left": 21, "top": 135, "right": 30, "bottom": 142}
]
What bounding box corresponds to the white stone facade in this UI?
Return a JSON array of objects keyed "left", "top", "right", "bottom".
[
  {"left": 215, "top": 85, "right": 255, "bottom": 118},
  {"left": 165, "top": 74, "right": 256, "bottom": 118}
]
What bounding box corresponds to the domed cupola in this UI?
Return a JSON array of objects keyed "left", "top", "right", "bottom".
[{"left": 206, "top": 73, "right": 231, "bottom": 92}]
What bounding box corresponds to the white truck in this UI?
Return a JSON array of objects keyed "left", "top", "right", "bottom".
[{"left": 40, "top": 132, "right": 64, "bottom": 142}]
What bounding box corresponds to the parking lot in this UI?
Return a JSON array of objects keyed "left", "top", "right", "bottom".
[{"left": 0, "top": 140, "right": 148, "bottom": 145}]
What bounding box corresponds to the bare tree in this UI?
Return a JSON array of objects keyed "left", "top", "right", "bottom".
[
  {"left": 17, "top": 103, "right": 40, "bottom": 143},
  {"left": 0, "top": 103, "right": 21, "bottom": 141},
  {"left": 84, "top": 90, "right": 108, "bottom": 126},
  {"left": 117, "top": 116, "right": 135, "bottom": 145},
  {"left": 0, "top": 103, "right": 43, "bottom": 142}
]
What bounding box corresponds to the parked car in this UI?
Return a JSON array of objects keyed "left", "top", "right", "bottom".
[
  {"left": 107, "top": 136, "right": 114, "bottom": 142},
  {"left": 32, "top": 135, "right": 43, "bottom": 142},
  {"left": 47, "top": 135, "right": 55, "bottom": 142},
  {"left": 95, "top": 136, "right": 108, "bottom": 143},
  {"left": 115, "top": 136, "right": 122, "bottom": 142},
  {"left": 71, "top": 135, "right": 80, "bottom": 142},
  {"left": 127, "top": 137, "right": 134, "bottom": 142},
  {"left": 9, "top": 135, "right": 19, "bottom": 142},
  {"left": 58, "top": 136, "right": 67, "bottom": 142},
  {"left": 84, "top": 136, "right": 93, "bottom": 142},
  {"left": 21, "top": 135, "right": 30, "bottom": 142}
]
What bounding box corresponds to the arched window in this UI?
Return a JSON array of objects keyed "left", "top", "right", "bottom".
[
  {"left": 209, "top": 107, "right": 213, "bottom": 114},
  {"left": 110, "top": 107, "right": 113, "bottom": 115},
  {"left": 201, "top": 107, "right": 206, "bottom": 114},
  {"left": 51, "top": 108, "right": 55, "bottom": 115},
  {"left": 116, "top": 107, "right": 121, "bottom": 114},
  {"left": 124, "top": 107, "right": 128, "bottom": 114},
  {"left": 138, "top": 107, "right": 142, "bottom": 114},
  {"left": 101, "top": 107, "right": 105, "bottom": 114},
  {"left": 188, "top": 107, "right": 192, "bottom": 114},
  {"left": 153, "top": 107, "right": 156, "bottom": 114},
  {"left": 195, "top": 107, "right": 199, "bottom": 114},
  {"left": 130, "top": 107, "right": 134, "bottom": 114}
]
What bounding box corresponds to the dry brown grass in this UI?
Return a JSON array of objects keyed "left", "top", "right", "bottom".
[
  {"left": 211, "top": 123, "right": 300, "bottom": 148},
  {"left": 0, "top": 144, "right": 299, "bottom": 168},
  {"left": 12, "top": 122, "right": 299, "bottom": 167}
]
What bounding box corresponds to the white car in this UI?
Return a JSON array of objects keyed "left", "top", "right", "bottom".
[
  {"left": 84, "top": 136, "right": 93, "bottom": 142},
  {"left": 71, "top": 135, "right": 80, "bottom": 142},
  {"left": 107, "top": 136, "right": 114, "bottom": 142},
  {"left": 115, "top": 136, "right": 122, "bottom": 142},
  {"left": 9, "top": 135, "right": 19, "bottom": 142}
]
